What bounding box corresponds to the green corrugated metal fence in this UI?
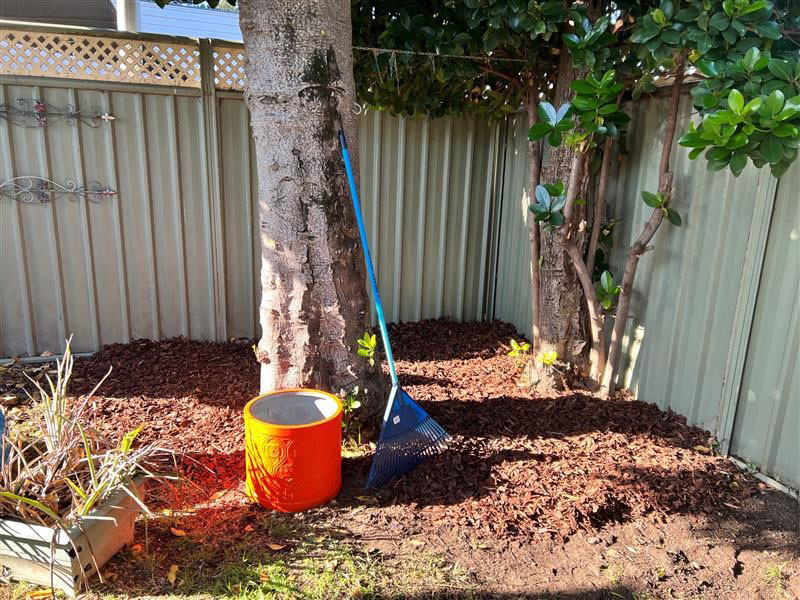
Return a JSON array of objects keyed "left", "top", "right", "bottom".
[{"left": 0, "top": 76, "right": 500, "bottom": 357}]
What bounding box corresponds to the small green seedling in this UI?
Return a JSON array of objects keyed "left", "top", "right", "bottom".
[
  {"left": 341, "top": 386, "right": 364, "bottom": 445},
  {"left": 595, "top": 270, "right": 621, "bottom": 310},
  {"left": 508, "top": 338, "right": 531, "bottom": 369},
  {"left": 764, "top": 561, "right": 789, "bottom": 593},
  {"left": 357, "top": 332, "right": 377, "bottom": 367},
  {"left": 342, "top": 386, "right": 362, "bottom": 414},
  {"left": 536, "top": 350, "right": 558, "bottom": 367}
]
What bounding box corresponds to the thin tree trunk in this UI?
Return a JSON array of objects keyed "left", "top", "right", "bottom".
[
  {"left": 239, "top": 0, "right": 383, "bottom": 406},
  {"left": 602, "top": 57, "right": 687, "bottom": 394},
  {"left": 526, "top": 84, "right": 542, "bottom": 353},
  {"left": 560, "top": 153, "right": 606, "bottom": 383},
  {"left": 538, "top": 50, "right": 590, "bottom": 369},
  {"left": 586, "top": 136, "right": 613, "bottom": 277}
]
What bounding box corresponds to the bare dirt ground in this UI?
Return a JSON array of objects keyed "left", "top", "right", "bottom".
[{"left": 1, "top": 320, "right": 797, "bottom": 599}]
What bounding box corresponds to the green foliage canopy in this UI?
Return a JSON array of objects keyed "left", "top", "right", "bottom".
[{"left": 354, "top": 0, "right": 799, "bottom": 178}]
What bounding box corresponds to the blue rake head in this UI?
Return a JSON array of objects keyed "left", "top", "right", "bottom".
[{"left": 366, "top": 386, "right": 450, "bottom": 488}]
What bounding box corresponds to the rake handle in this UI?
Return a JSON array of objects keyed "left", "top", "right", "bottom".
[{"left": 338, "top": 130, "right": 399, "bottom": 388}]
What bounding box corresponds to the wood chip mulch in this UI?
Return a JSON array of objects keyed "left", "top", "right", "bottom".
[{"left": 68, "top": 320, "right": 755, "bottom": 540}]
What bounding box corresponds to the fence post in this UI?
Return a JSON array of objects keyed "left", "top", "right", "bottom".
[{"left": 199, "top": 39, "right": 228, "bottom": 342}]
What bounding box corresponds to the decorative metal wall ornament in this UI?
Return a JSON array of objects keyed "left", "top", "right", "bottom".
[
  {"left": 0, "top": 99, "right": 115, "bottom": 128},
  {"left": 0, "top": 177, "right": 117, "bottom": 204}
]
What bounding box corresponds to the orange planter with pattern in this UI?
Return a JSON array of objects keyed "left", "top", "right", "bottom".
[{"left": 244, "top": 388, "right": 342, "bottom": 512}]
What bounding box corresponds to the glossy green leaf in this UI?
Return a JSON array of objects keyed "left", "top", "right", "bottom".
[
  {"left": 600, "top": 270, "right": 613, "bottom": 293},
  {"left": 767, "top": 59, "right": 793, "bottom": 82},
  {"left": 755, "top": 21, "right": 781, "bottom": 40},
  {"left": 529, "top": 122, "right": 553, "bottom": 141},
  {"left": 535, "top": 185, "right": 551, "bottom": 209},
  {"left": 539, "top": 102, "right": 558, "bottom": 126},
  {"left": 760, "top": 135, "right": 784, "bottom": 164},
  {"left": 675, "top": 7, "right": 701, "bottom": 22},
  {"left": 696, "top": 59, "right": 719, "bottom": 77},
  {"left": 642, "top": 191, "right": 662, "bottom": 207},
  {"left": 730, "top": 152, "right": 748, "bottom": 176},
  {"left": 666, "top": 208, "right": 682, "bottom": 226},
  {"left": 765, "top": 90, "right": 785, "bottom": 117},
  {"left": 710, "top": 12, "right": 730, "bottom": 30},
  {"left": 742, "top": 97, "right": 763, "bottom": 116},
  {"left": 728, "top": 89, "right": 744, "bottom": 114}
]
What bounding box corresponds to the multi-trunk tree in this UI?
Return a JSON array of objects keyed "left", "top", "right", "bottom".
[
  {"left": 354, "top": 0, "right": 799, "bottom": 393},
  {"left": 161, "top": 0, "right": 799, "bottom": 404}
]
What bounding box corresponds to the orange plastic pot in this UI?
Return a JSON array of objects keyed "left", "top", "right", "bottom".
[{"left": 244, "top": 388, "right": 342, "bottom": 512}]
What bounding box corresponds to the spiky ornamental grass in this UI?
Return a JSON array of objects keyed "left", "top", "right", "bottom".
[{"left": 0, "top": 337, "right": 176, "bottom": 530}]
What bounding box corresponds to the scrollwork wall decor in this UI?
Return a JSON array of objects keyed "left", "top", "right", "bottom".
[
  {"left": 0, "top": 99, "right": 115, "bottom": 128},
  {"left": 0, "top": 177, "right": 117, "bottom": 204}
]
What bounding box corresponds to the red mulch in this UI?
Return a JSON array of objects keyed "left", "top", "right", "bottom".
[
  {"left": 70, "top": 320, "right": 755, "bottom": 539},
  {"left": 71, "top": 337, "right": 257, "bottom": 455}
]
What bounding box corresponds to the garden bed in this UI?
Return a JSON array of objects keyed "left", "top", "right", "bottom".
[
  {"left": 68, "top": 320, "right": 754, "bottom": 538},
  {"left": 4, "top": 320, "right": 795, "bottom": 599}
]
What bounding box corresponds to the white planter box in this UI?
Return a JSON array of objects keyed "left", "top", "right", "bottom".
[{"left": 0, "top": 484, "right": 143, "bottom": 597}]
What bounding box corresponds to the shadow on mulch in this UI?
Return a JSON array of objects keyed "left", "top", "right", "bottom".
[
  {"left": 388, "top": 319, "right": 521, "bottom": 362},
  {"left": 693, "top": 486, "right": 800, "bottom": 557},
  {"left": 70, "top": 337, "right": 259, "bottom": 407},
  {"left": 422, "top": 393, "right": 712, "bottom": 448}
]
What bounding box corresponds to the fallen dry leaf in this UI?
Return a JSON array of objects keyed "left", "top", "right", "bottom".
[
  {"left": 268, "top": 543, "right": 286, "bottom": 551},
  {"left": 130, "top": 543, "right": 143, "bottom": 554},
  {"left": 355, "top": 495, "right": 378, "bottom": 505},
  {"left": 170, "top": 527, "right": 187, "bottom": 537},
  {"left": 244, "top": 524, "right": 254, "bottom": 532},
  {"left": 209, "top": 490, "right": 227, "bottom": 502},
  {"left": 167, "top": 564, "right": 179, "bottom": 585}
]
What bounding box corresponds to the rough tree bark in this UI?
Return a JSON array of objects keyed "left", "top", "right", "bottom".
[
  {"left": 239, "top": 0, "right": 384, "bottom": 406},
  {"left": 526, "top": 84, "right": 543, "bottom": 354},
  {"left": 586, "top": 136, "right": 613, "bottom": 278},
  {"left": 536, "top": 50, "right": 590, "bottom": 372},
  {"left": 560, "top": 152, "right": 606, "bottom": 382},
  {"left": 602, "top": 57, "right": 687, "bottom": 394}
]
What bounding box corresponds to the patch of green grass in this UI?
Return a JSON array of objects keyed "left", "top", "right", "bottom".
[
  {"left": 764, "top": 561, "right": 790, "bottom": 598},
  {"left": 1, "top": 515, "right": 474, "bottom": 600}
]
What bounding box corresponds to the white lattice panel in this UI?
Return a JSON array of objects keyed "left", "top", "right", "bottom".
[
  {"left": 0, "top": 29, "right": 202, "bottom": 88},
  {"left": 213, "top": 46, "right": 246, "bottom": 91}
]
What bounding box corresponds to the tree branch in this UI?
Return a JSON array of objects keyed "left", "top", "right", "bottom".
[
  {"left": 555, "top": 150, "right": 607, "bottom": 382},
  {"left": 586, "top": 136, "right": 612, "bottom": 278},
  {"left": 481, "top": 65, "right": 517, "bottom": 81},
  {"left": 527, "top": 84, "right": 543, "bottom": 353},
  {"left": 586, "top": 93, "right": 623, "bottom": 278},
  {"left": 559, "top": 152, "right": 587, "bottom": 239},
  {"left": 602, "top": 54, "right": 687, "bottom": 395}
]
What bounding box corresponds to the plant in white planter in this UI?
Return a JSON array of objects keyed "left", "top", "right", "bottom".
[{"left": 0, "top": 338, "right": 174, "bottom": 596}]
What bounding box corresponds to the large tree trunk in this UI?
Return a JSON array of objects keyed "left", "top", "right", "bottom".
[
  {"left": 536, "top": 51, "right": 590, "bottom": 372},
  {"left": 239, "top": 0, "right": 382, "bottom": 405}
]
